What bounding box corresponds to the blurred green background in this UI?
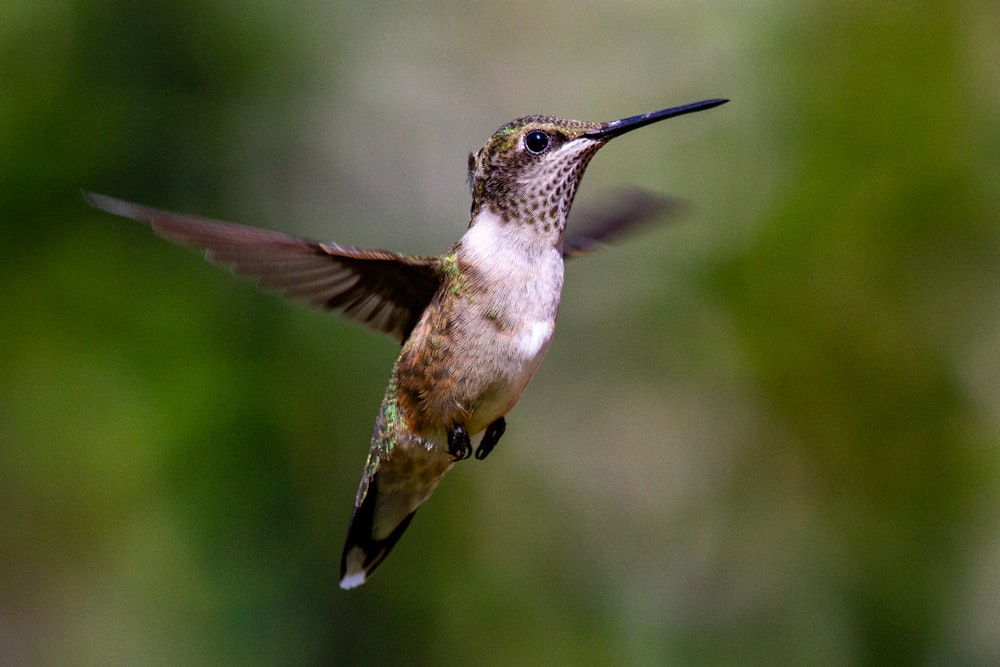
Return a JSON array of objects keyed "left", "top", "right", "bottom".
[{"left": 3, "top": 0, "right": 999, "bottom": 664}]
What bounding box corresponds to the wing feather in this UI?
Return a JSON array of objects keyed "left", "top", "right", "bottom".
[
  {"left": 563, "top": 188, "right": 682, "bottom": 258},
  {"left": 84, "top": 192, "right": 441, "bottom": 343}
]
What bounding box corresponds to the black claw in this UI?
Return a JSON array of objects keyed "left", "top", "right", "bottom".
[
  {"left": 475, "top": 417, "right": 506, "bottom": 460},
  {"left": 447, "top": 425, "right": 472, "bottom": 461}
]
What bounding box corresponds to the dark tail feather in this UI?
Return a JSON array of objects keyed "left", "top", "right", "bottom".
[{"left": 339, "top": 475, "right": 417, "bottom": 589}]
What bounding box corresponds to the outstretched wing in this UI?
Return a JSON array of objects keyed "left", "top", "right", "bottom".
[
  {"left": 563, "top": 188, "right": 683, "bottom": 258},
  {"left": 84, "top": 192, "right": 442, "bottom": 343}
]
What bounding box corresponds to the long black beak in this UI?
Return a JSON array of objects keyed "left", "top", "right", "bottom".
[{"left": 584, "top": 98, "right": 728, "bottom": 140}]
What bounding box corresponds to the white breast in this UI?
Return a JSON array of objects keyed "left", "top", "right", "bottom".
[
  {"left": 516, "top": 319, "right": 555, "bottom": 358},
  {"left": 459, "top": 205, "right": 564, "bottom": 399}
]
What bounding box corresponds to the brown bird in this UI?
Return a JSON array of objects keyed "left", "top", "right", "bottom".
[{"left": 85, "top": 97, "right": 727, "bottom": 588}]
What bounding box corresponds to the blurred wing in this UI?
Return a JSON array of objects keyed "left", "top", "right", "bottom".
[
  {"left": 83, "top": 191, "right": 441, "bottom": 343},
  {"left": 563, "top": 188, "right": 684, "bottom": 258}
]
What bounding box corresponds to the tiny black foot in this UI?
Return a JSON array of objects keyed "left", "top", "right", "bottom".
[
  {"left": 447, "top": 425, "right": 472, "bottom": 461},
  {"left": 475, "top": 417, "right": 506, "bottom": 460}
]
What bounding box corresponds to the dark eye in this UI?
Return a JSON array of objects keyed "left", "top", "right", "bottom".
[{"left": 524, "top": 130, "right": 550, "bottom": 154}]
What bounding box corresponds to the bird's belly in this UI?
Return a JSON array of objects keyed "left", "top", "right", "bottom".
[
  {"left": 461, "top": 316, "right": 555, "bottom": 433},
  {"left": 515, "top": 319, "right": 555, "bottom": 359}
]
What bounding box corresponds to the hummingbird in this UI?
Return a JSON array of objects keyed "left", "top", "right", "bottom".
[{"left": 84, "top": 97, "right": 727, "bottom": 589}]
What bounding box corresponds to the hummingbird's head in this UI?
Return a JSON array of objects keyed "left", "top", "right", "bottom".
[
  {"left": 467, "top": 115, "right": 604, "bottom": 232},
  {"left": 466, "top": 99, "right": 728, "bottom": 233}
]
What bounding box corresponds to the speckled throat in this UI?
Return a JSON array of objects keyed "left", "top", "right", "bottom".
[{"left": 468, "top": 117, "right": 603, "bottom": 227}]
